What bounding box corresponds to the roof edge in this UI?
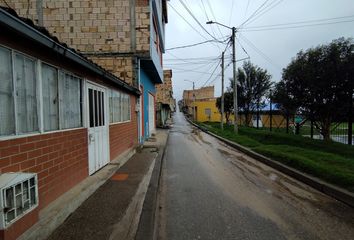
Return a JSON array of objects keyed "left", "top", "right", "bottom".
[{"left": 0, "top": 8, "right": 140, "bottom": 96}]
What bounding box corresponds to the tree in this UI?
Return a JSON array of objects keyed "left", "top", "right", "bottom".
[
  {"left": 231, "top": 61, "right": 272, "bottom": 126},
  {"left": 275, "top": 37, "right": 354, "bottom": 141},
  {"left": 216, "top": 91, "right": 233, "bottom": 124}
]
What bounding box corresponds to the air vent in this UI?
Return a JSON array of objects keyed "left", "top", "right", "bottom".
[{"left": 0, "top": 173, "right": 38, "bottom": 229}]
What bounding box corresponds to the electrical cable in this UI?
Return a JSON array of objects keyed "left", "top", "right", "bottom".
[
  {"left": 240, "top": 0, "right": 270, "bottom": 27},
  {"left": 239, "top": 33, "right": 281, "bottom": 69},
  {"left": 168, "top": 2, "right": 210, "bottom": 42},
  {"left": 243, "top": 14, "right": 354, "bottom": 29},
  {"left": 201, "top": 57, "right": 222, "bottom": 86},
  {"left": 240, "top": 19, "right": 354, "bottom": 32},
  {"left": 244, "top": 0, "right": 251, "bottom": 18},
  {"left": 166, "top": 37, "right": 228, "bottom": 51},
  {"left": 199, "top": 0, "right": 220, "bottom": 44},
  {"left": 242, "top": 0, "right": 283, "bottom": 27},
  {"left": 228, "top": 0, "right": 235, "bottom": 26},
  {"left": 178, "top": 0, "right": 220, "bottom": 42},
  {"left": 206, "top": 0, "right": 224, "bottom": 39}
]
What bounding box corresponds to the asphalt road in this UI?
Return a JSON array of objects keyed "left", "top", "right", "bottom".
[{"left": 157, "top": 112, "right": 354, "bottom": 240}]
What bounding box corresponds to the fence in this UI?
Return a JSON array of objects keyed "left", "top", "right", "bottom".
[{"left": 238, "top": 109, "right": 353, "bottom": 146}]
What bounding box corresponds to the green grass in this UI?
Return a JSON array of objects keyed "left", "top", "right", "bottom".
[{"left": 197, "top": 121, "right": 354, "bottom": 192}]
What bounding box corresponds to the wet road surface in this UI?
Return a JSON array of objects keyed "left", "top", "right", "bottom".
[{"left": 157, "top": 112, "right": 354, "bottom": 240}]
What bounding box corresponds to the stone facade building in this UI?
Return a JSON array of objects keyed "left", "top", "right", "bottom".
[{"left": 156, "top": 69, "right": 175, "bottom": 126}]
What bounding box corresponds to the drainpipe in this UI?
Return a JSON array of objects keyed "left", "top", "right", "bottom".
[
  {"left": 130, "top": 0, "right": 138, "bottom": 87},
  {"left": 36, "top": 0, "right": 43, "bottom": 26},
  {"left": 137, "top": 58, "right": 142, "bottom": 144}
]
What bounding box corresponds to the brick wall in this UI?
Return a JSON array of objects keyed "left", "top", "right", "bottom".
[
  {"left": 109, "top": 96, "right": 138, "bottom": 160},
  {"left": 156, "top": 69, "right": 173, "bottom": 105},
  {"left": 0, "top": 129, "right": 88, "bottom": 210},
  {"left": 0, "top": 208, "right": 38, "bottom": 240},
  {"left": 183, "top": 86, "right": 215, "bottom": 106},
  {"left": 0, "top": 0, "right": 153, "bottom": 86},
  {"left": 89, "top": 56, "right": 134, "bottom": 84}
]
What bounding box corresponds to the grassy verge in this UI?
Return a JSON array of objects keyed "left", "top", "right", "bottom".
[{"left": 197, "top": 121, "right": 354, "bottom": 192}]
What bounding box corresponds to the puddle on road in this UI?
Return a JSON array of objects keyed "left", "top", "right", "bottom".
[
  {"left": 216, "top": 144, "right": 322, "bottom": 204},
  {"left": 189, "top": 131, "right": 354, "bottom": 239},
  {"left": 166, "top": 117, "right": 354, "bottom": 239},
  {"left": 269, "top": 173, "right": 278, "bottom": 181}
]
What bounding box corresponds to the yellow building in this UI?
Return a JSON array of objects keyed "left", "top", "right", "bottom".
[
  {"left": 192, "top": 98, "right": 287, "bottom": 128},
  {"left": 192, "top": 98, "right": 231, "bottom": 122}
]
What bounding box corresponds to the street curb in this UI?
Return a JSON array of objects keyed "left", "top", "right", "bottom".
[
  {"left": 186, "top": 118, "right": 354, "bottom": 208},
  {"left": 135, "top": 131, "right": 170, "bottom": 240}
]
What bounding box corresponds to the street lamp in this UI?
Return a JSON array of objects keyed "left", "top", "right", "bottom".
[
  {"left": 206, "top": 21, "right": 238, "bottom": 133},
  {"left": 184, "top": 80, "right": 195, "bottom": 121}
]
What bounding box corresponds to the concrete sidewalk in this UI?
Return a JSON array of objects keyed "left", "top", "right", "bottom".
[{"left": 46, "top": 129, "right": 169, "bottom": 240}]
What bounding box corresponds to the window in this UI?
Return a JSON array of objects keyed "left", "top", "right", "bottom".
[
  {"left": 59, "top": 72, "right": 82, "bottom": 129},
  {"left": 0, "top": 173, "right": 38, "bottom": 228},
  {"left": 0, "top": 47, "right": 38, "bottom": 136},
  {"left": 0, "top": 47, "right": 15, "bottom": 136},
  {"left": 109, "top": 90, "right": 131, "bottom": 123},
  {"left": 41, "top": 66, "right": 82, "bottom": 131},
  {"left": 14, "top": 53, "right": 38, "bottom": 134},
  {"left": 42, "top": 64, "right": 59, "bottom": 131},
  {"left": 0, "top": 45, "right": 82, "bottom": 138}
]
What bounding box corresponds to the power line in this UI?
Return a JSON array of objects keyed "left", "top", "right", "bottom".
[
  {"left": 240, "top": 0, "right": 271, "bottom": 27},
  {"left": 166, "top": 37, "right": 228, "bottom": 51},
  {"left": 165, "top": 55, "right": 227, "bottom": 61},
  {"left": 239, "top": 34, "right": 282, "bottom": 70},
  {"left": 168, "top": 2, "right": 210, "bottom": 42},
  {"left": 199, "top": 0, "right": 220, "bottom": 46},
  {"left": 228, "top": 0, "right": 235, "bottom": 26},
  {"left": 178, "top": 0, "right": 220, "bottom": 42},
  {"left": 242, "top": 0, "right": 284, "bottom": 27},
  {"left": 244, "top": 0, "right": 251, "bottom": 18},
  {"left": 239, "top": 19, "right": 354, "bottom": 32},
  {"left": 165, "top": 58, "right": 222, "bottom": 67},
  {"left": 205, "top": 0, "right": 224, "bottom": 39},
  {"left": 244, "top": 14, "right": 354, "bottom": 29},
  {"left": 170, "top": 67, "right": 218, "bottom": 75},
  {"left": 236, "top": 38, "right": 250, "bottom": 59},
  {"left": 201, "top": 57, "right": 222, "bottom": 87}
]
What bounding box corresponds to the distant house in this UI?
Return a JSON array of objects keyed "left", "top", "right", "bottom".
[
  {"left": 182, "top": 86, "right": 214, "bottom": 117},
  {"left": 0, "top": 8, "right": 140, "bottom": 240},
  {"left": 238, "top": 103, "right": 287, "bottom": 128},
  {"left": 156, "top": 70, "right": 175, "bottom": 127},
  {"left": 193, "top": 98, "right": 221, "bottom": 122}
]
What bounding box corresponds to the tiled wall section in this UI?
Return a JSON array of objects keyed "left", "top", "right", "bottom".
[
  {"left": 0, "top": 129, "right": 88, "bottom": 210},
  {"left": 0, "top": 0, "right": 152, "bottom": 86},
  {"left": 109, "top": 96, "right": 138, "bottom": 159},
  {"left": 89, "top": 56, "right": 134, "bottom": 84}
]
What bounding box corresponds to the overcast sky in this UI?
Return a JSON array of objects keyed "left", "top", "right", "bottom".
[{"left": 164, "top": 0, "right": 354, "bottom": 101}]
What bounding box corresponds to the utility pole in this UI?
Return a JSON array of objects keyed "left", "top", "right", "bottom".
[
  {"left": 206, "top": 21, "right": 238, "bottom": 133},
  {"left": 232, "top": 27, "right": 238, "bottom": 133},
  {"left": 221, "top": 51, "right": 225, "bottom": 130},
  {"left": 269, "top": 90, "right": 273, "bottom": 131},
  {"left": 184, "top": 80, "right": 195, "bottom": 121},
  {"left": 349, "top": 88, "right": 353, "bottom": 145},
  {"left": 193, "top": 81, "right": 195, "bottom": 121}
]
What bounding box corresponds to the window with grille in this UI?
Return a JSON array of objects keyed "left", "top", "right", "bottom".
[{"left": 0, "top": 173, "right": 38, "bottom": 229}]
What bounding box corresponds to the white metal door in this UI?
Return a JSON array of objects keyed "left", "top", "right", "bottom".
[
  {"left": 87, "top": 83, "right": 109, "bottom": 175},
  {"left": 148, "top": 93, "right": 155, "bottom": 136}
]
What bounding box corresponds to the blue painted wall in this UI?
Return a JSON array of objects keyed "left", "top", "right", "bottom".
[{"left": 140, "top": 68, "right": 156, "bottom": 140}]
